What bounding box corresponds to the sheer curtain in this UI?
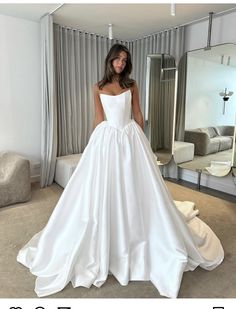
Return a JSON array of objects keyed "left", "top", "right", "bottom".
[{"left": 40, "top": 14, "right": 57, "bottom": 188}]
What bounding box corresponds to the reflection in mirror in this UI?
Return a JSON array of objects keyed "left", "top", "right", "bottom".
[
  {"left": 175, "top": 43, "right": 236, "bottom": 177},
  {"left": 145, "top": 54, "right": 176, "bottom": 165}
]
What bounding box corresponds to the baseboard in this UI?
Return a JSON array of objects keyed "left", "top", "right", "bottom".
[{"left": 179, "top": 168, "right": 236, "bottom": 196}]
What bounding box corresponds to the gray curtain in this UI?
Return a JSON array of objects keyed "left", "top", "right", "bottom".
[
  {"left": 40, "top": 14, "right": 57, "bottom": 188},
  {"left": 175, "top": 52, "right": 188, "bottom": 141},
  {"left": 53, "top": 24, "right": 131, "bottom": 156}
]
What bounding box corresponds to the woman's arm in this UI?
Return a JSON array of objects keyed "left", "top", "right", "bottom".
[
  {"left": 131, "top": 82, "right": 144, "bottom": 131},
  {"left": 93, "top": 84, "right": 105, "bottom": 130}
]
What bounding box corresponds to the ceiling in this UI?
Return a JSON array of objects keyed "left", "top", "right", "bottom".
[{"left": 0, "top": 3, "right": 236, "bottom": 40}]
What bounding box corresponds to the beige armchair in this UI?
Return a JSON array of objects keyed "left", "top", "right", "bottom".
[{"left": 0, "top": 152, "right": 31, "bottom": 207}]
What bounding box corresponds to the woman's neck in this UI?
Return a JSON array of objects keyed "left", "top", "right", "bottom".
[{"left": 112, "top": 75, "right": 120, "bottom": 83}]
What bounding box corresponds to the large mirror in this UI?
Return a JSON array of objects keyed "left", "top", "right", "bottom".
[
  {"left": 145, "top": 54, "right": 177, "bottom": 165},
  {"left": 175, "top": 43, "right": 236, "bottom": 177}
]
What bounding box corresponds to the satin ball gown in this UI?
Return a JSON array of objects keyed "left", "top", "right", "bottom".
[{"left": 17, "top": 89, "right": 224, "bottom": 298}]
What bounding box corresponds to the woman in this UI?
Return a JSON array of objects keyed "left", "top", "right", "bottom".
[
  {"left": 93, "top": 44, "right": 143, "bottom": 131},
  {"left": 17, "top": 43, "right": 224, "bottom": 298}
]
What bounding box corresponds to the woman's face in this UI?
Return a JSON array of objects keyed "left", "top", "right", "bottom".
[{"left": 112, "top": 51, "right": 127, "bottom": 75}]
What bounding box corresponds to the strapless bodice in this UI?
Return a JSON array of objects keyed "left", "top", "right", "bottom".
[{"left": 99, "top": 89, "right": 132, "bottom": 130}]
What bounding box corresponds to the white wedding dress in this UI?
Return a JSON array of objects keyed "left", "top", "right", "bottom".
[{"left": 17, "top": 89, "right": 224, "bottom": 298}]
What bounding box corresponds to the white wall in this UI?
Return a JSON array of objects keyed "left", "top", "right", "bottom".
[
  {"left": 185, "top": 10, "right": 236, "bottom": 52},
  {"left": 185, "top": 55, "right": 236, "bottom": 129},
  {"left": 0, "top": 14, "right": 41, "bottom": 179}
]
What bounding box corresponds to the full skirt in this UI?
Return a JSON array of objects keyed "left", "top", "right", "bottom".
[{"left": 17, "top": 120, "right": 224, "bottom": 298}]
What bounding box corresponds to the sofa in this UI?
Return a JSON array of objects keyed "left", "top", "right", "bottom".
[{"left": 184, "top": 125, "right": 234, "bottom": 156}]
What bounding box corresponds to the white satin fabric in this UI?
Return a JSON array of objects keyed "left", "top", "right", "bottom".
[{"left": 17, "top": 89, "right": 224, "bottom": 298}]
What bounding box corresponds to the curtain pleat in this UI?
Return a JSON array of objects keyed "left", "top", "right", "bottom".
[{"left": 40, "top": 15, "right": 57, "bottom": 188}]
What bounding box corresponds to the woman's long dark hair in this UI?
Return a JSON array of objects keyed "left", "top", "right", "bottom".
[{"left": 98, "top": 44, "right": 135, "bottom": 89}]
